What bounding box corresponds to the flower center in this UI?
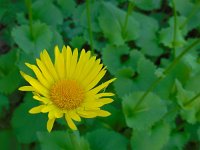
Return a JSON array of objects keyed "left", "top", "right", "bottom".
[{"left": 50, "top": 80, "right": 84, "bottom": 110}]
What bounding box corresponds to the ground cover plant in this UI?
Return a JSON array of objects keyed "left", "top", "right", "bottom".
[{"left": 0, "top": 0, "right": 200, "bottom": 149}]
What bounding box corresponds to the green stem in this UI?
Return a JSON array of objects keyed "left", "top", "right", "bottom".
[
  {"left": 86, "top": 0, "right": 94, "bottom": 54},
  {"left": 162, "top": 105, "right": 180, "bottom": 119},
  {"left": 184, "top": 91, "right": 200, "bottom": 106},
  {"left": 25, "top": 0, "right": 33, "bottom": 40},
  {"left": 133, "top": 39, "right": 200, "bottom": 111},
  {"left": 122, "top": 2, "right": 133, "bottom": 38},
  {"left": 172, "top": 0, "right": 177, "bottom": 58},
  {"left": 162, "top": 91, "right": 200, "bottom": 120},
  {"left": 163, "top": 39, "right": 200, "bottom": 75}
]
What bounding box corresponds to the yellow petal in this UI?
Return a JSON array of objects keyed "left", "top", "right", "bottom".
[
  {"left": 83, "top": 101, "right": 102, "bottom": 108},
  {"left": 40, "top": 49, "right": 59, "bottom": 80},
  {"left": 65, "top": 46, "right": 72, "bottom": 78},
  {"left": 48, "top": 110, "right": 55, "bottom": 119},
  {"left": 79, "top": 56, "right": 96, "bottom": 81},
  {"left": 33, "top": 95, "right": 50, "bottom": 104},
  {"left": 77, "top": 109, "right": 97, "bottom": 118},
  {"left": 82, "top": 60, "right": 103, "bottom": 86},
  {"left": 87, "top": 78, "right": 116, "bottom": 95},
  {"left": 68, "top": 48, "right": 78, "bottom": 78},
  {"left": 84, "top": 98, "right": 113, "bottom": 108},
  {"left": 29, "top": 105, "right": 45, "bottom": 114},
  {"left": 18, "top": 86, "right": 35, "bottom": 91},
  {"left": 73, "top": 50, "right": 91, "bottom": 80},
  {"left": 41, "top": 105, "right": 54, "bottom": 113},
  {"left": 36, "top": 59, "right": 54, "bottom": 84},
  {"left": 47, "top": 118, "right": 55, "bottom": 132},
  {"left": 95, "top": 92, "right": 115, "bottom": 98},
  {"left": 86, "top": 69, "right": 107, "bottom": 91},
  {"left": 69, "top": 110, "right": 81, "bottom": 122},
  {"left": 99, "top": 98, "right": 114, "bottom": 104},
  {"left": 20, "top": 71, "right": 49, "bottom": 97},
  {"left": 54, "top": 46, "right": 65, "bottom": 79},
  {"left": 96, "top": 110, "right": 111, "bottom": 117},
  {"left": 25, "top": 63, "right": 50, "bottom": 88},
  {"left": 65, "top": 113, "right": 77, "bottom": 130},
  {"left": 54, "top": 109, "right": 63, "bottom": 118}
]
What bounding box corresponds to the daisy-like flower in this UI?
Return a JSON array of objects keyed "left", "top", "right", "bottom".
[{"left": 19, "top": 45, "right": 116, "bottom": 132}]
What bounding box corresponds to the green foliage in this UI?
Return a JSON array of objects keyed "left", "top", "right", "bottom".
[
  {"left": 32, "top": 0, "right": 63, "bottom": 27},
  {"left": 159, "top": 16, "right": 187, "bottom": 48},
  {"left": 86, "top": 128, "right": 128, "bottom": 150},
  {"left": 102, "top": 44, "right": 130, "bottom": 75},
  {"left": 133, "top": 0, "right": 162, "bottom": 11},
  {"left": 11, "top": 93, "right": 47, "bottom": 144},
  {"left": 0, "top": 49, "right": 21, "bottom": 94},
  {"left": 131, "top": 122, "right": 170, "bottom": 150},
  {"left": 123, "top": 92, "right": 167, "bottom": 130},
  {"left": 37, "top": 131, "right": 90, "bottom": 150},
  {"left": 133, "top": 12, "right": 163, "bottom": 56},
  {"left": 163, "top": 132, "right": 189, "bottom": 150},
  {"left": 1, "top": 0, "right": 200, "bottom": 149},
  {"left": 12, "top": 22, "right": 53, "bottom": 56},
  {"left": 176, "top": 80, "right": 200, "bottom": 124},
  {"left": 0, "top": 130, "right": 20, "bottom": 150},
  {"left": 0, "top": 94, "right": 9, "bottom": 117},
  {"left": 98, "top": 2, "right": 139, "bottom": 46}
]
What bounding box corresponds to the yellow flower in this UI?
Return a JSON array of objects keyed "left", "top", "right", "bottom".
[{"left": 19, "top": 45, "right": 116, "bottom": 132}]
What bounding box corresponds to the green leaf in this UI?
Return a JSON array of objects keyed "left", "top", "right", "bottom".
[
  {"left": 176, "top": 79, "right": 195, "bottom": 106},
  {"left": 163, "top": 132, "right": 189, "bottom": 150},
  {"left": 159, "top": 27, "right": 186, "bottom": 48},
  {"left": 0, "top": 49, "right": 17, "bottom": 74},
  {"left": 57, "top": 0, "right": 76, "bottom": 17},
  {"left": 0, "top": 49, "right": 21, "bottom": 94},
  {"left": 125, "top": 50, "right": 144, "bottom": 70},
  {"left": 50, "top": 30, "right": 64, "bottom": 49},
  {"left": 154, "top": 70, "right": 175, "bottom": 100},
  {"left": 12, "top": 22, "right": 53, "bottom": 56},
  {"left": 0, "top": 67, "right": 21, "bottom": 94},
  {"left": 114, "top": 67, "right": 136, "bottom": 98},
  {"left": 16, "top": 49, "right": 35, "bottom": 74},
  {"left": 0, "top": 94, "right": 9, "bottom": 117},
  {"left": 113, "top": 50, "right": 157, "bottom": 98},
  {"left": 86, "top": 128, "right": 128, "bottom": 150},
  {"left": 32, "top": 0, "right": 63, "bottom": 27},
  {"left": 198, "top": 127, "right": 200, "bottom": 141},
  {"left": 98, "top": 2, "right": 139, "bottom": 46},
  {"left": 135, "top": 57, "right": 156, "bottom": 90},
  {"left": 175, "top": 80, "right": 200, "bottom": 124},
  {"left": 102, "top": 44, "right": 130, "bottom": 75},
  {"left": 133, "top": 0, "right": 162, "bottom": 11},
  {"left": 0, "top": 8, "right": 6, "bottom": 21},
  {"left": 37, "top": 131, "right": 90, "bottom": 150},
  {"left": 70, "top": 36, "right": 86, "bottom": 50},
  {"left": 186, "top": 71, "right": 200, "bottom": 93},
  {"left": 16, "top": 12, "right": 28, "bottom": 25},
  {"left": 185, "top": 123, "right": 199, "bottom": 142},
  {"left": 131, "top": 122, "right": 170, "bottom": 150},
  {"left": 159, "top": 16, "right": 187, "bottom": 48},
  {"left": 122, "top": 92, "right": 167, "bottom": 130},
  {"left": 133, "top": 12, "right": 163, "bottom": 56},
  {"left": 98, "top": 105, "right": 126, "bottom": 129},
  {"left": 172, "top": 0, "right": 200, "bottom": 31},
  {"left": 0, "top": 130, "right": 20, "bottom": 150},
  {"left": 11, "top": 93, "right": 47, "bottom": 144}
]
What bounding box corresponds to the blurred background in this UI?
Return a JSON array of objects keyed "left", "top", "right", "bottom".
[{"left": 0, "top": 0, "right": 200, "bottom": 149}]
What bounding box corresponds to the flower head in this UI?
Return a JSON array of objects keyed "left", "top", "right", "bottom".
[{"left": 19, "top": 45, "right": 116, "bottom": 132}]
